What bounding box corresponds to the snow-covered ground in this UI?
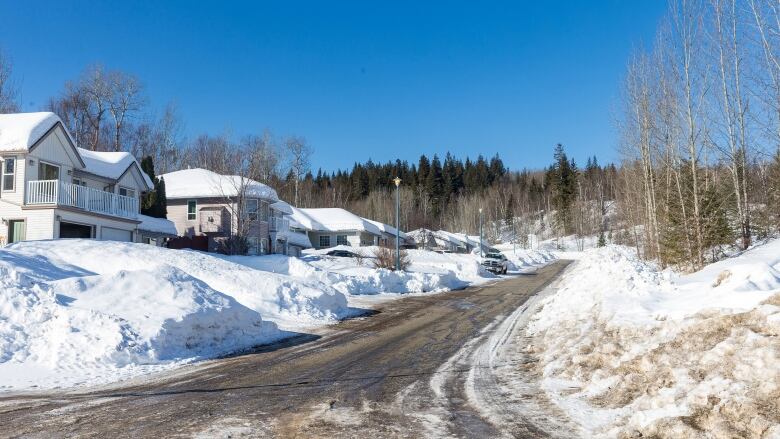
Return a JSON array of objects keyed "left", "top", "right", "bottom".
[
  {"left": 0, "top": 239, "right": 554, "bottom": 392},
  {"left": 521, "top": 241, "right": 780, "bottom": 438}
]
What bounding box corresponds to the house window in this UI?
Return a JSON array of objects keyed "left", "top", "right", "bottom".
[
  {"left": 73, "top": 178, "right": 87, "bottom": 187},
  {"left": 336, "top": 235, "right": 348, "bottom": 246},
  {"left": 38, "top": 162, "right": 60, "bottom": 180},
  {"left": 2, "top": 157, "right": 15, "bottom": 191},
  {"left": 319, "top": 235, "right": 331, "bottom": 248},
  {"left": 187, "top": 200, "right": 197, "bottom": 220},
  {"left": 245, "top": 199, "right": 259, "bottom": 221},
  {"left": 119, "top": 187, "right": 136, "bottom": 198},
  {"left": 260, "top": 202, "right": 269, "bottom": 221}
]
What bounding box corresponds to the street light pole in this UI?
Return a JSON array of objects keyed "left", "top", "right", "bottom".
[
  {"left": 393, "top": 177, "right": 402, "bottom": 271},
  {"left": 479, "top": 207, "right": 483, "bottom": 257}
]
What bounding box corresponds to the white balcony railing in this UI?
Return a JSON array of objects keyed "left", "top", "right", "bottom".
[
  {"left": 270, "top": 216, "right": 290, "bottom": 232},
  {"left": 26, "top": 180, "right": 139, "bottom": 219}
]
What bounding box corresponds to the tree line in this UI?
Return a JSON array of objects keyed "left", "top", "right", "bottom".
[{"left": 616, "top": 0, "right": 780, "bottom": 270}]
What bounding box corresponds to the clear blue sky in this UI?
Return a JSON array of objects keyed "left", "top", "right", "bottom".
[{"left": 1, "top": 1, "right": 665, "bottom": 172}]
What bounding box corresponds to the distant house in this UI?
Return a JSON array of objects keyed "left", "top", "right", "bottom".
[
  {"left": 407, "top": 228, "right": 477, "bottom": 253},
  {"left": 0, "top": 112, "right": 175, "bottom": 245},
  {"left": 160, "top": 168, "right": 309, "bottom": 255},
  {"left": 290, "top": 207, "right": 383, "bottom": 249},
  {"left": 361, "top": 217, "right": 414, "bottom": 248}
]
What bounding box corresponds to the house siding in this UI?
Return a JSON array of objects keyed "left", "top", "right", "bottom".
[{"left": 167, "top": 197, "right": 272, "bottom": 253}]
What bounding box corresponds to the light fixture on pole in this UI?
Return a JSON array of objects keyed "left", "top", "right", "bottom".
[
  {"left": 479, "top": 207, "right": 483, "bottom": 257},
  {"left": 393, "top": 177, "right": 402, "bottom": 271}
]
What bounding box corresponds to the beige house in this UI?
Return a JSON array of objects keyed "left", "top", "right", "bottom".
[
  {"left": 160, "top": 168, "right": 310, "bottom": 255},
  {"left": 0, "top": 112, "right": 173, "bottom": 245}
]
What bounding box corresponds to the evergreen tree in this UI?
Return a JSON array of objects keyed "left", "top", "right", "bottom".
[
  {"left": 139, "top": 155, "right": 167, "bottom": 218},
  {"left": 426, "top": 155, "right": 444, "bottom": 216},
  {"left": 550, "top": 144, "right": 578, "bottom": 235}
]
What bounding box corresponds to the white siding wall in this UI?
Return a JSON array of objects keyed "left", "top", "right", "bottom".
[
  {"left": 0, "top": 154, "right": 27, "bottom": 205},
  {"left": 115, "top": 168, "right": 147, "bottom": 196}
]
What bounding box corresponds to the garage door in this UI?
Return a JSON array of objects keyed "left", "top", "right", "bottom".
[
  {"left": 60, "top": 222, "right": 93, "bottom": 239},
  {"left": 101, "top": 227, "right": 133, "bottom": 242}
]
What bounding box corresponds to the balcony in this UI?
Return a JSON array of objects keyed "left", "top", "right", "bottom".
[{"left": 26, "top": 180, "right": 139, "bottom": 220}]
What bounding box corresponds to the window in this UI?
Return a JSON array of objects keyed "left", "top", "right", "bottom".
[
  {"left": 187, "top": 200, "right": 197, "bottom": 220},
  {"left": 119, "top": 187, "right": 136, "bottom": 198},
  {"left": 72, "top": 178, "right": 87, "bottom": 187},
  {"left": 245, "top": 199, "right": 259, "bottom": 221},
  {"left": 336, "top": 235, "right": 348, "bottom": 246},
  {"left": 2, "top": 157, "right": 15, "bottom": 191},
  {"left": 319, "top": 235, "right": 331, "bottom": 248},
  {"left": 259, "top": 202, "right": 269, "bottom": 221},
  {"left": 38, "top": 162, "right": 60, "bottom": 181}
]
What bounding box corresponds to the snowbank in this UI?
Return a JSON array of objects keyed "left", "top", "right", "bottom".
[
  {"left": 0, "top": 240, "right": 350, "bottom": 390},
  {"left": 226, "top": 246, "right": 504, "bottom": 296},
  {"left": 524, "top": 242, "right": 780, "bottom": 438}
]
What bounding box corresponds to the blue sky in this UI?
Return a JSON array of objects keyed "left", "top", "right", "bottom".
[{"left": 0, "top": 1, "right": 665, "bottom": 172}]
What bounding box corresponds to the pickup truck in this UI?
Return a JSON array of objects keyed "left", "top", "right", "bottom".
[{"left": 480, "top": 251, "right": 509, "bottom": 274}]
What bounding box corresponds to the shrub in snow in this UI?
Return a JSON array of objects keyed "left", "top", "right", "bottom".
[
  {"left": 373, "top": 245, "right": 410, "bottom": 271},
  {"left": 216, "top": 235, "right": 250, "bottom": 255}
]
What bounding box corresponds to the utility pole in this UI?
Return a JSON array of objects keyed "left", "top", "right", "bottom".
[
  {"left": 479, "top": 207, "right": 483, "bottom": 257},
  {"left": 394, "top": 177, "right": 401, "bottom": 271}
]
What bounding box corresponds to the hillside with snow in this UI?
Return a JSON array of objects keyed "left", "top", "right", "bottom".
[{"left": 521, "top": 241, "right": 780, "bottom": 438}]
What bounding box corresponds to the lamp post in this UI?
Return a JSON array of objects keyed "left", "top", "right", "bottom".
[
  {"left": 479, "top": 207, "right": 483, "bottom": 257},
  {"left": 393, "top": 177, "right": 402, "bottom": 271}
]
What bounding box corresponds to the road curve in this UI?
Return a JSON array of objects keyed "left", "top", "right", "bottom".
[{"left": 0, "top": 260, "right": 572, "bottom": 438}]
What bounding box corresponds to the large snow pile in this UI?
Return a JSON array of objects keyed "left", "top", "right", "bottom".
[
  {"left": 227, "top": 246, "right": 509, "bottom": 295},
  {"left": 0, "top": 240, "right": 349, "bottom": 390},
  {"left": 525, "top": 242, "right": 780, "bottom": 438}
]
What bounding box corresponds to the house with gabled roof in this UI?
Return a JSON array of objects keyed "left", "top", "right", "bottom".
[
  {"left": 0, "top": 112, "right": 174, "bottom": 245},
  {"left": 160, "top": 167, "right": 311, "bottom": 255},
  {"left": 289, "top": 207, "right": 383, "bottom": 249}
]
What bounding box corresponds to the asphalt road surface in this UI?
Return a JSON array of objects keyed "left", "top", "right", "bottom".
[{"left": 0, "top": 260, "right": 572, "bottom": 439}]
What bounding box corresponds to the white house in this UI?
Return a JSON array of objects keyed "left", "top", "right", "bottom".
[
  {"left": 290, "top": 207, "right": 383, "bottom": 249},
  {"left": 361, "top": 217, "right": 413, "bottom": 247},
  {"left": 160, "top": 168, "right": 310, "bottom": 255},
  {"left": 407, "top": 228, "right": 477, "bottom": 253},
  {"left": 0, "top": 112, "right": 174, "bottom": 244}
]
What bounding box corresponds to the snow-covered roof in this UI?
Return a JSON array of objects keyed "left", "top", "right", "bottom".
[
  {"left": 160, "top": 168, "right": 279, "bottom": 201},
  {"left": 78, "top": 147, "right": 153, "bottom": 189},
  {"left": 0, "top": 112, "right": 66, "bottom": 152},
  {"left": 0, "top": 112, "right": 153, "bottom": 190},
  {"left": 362, "top": 218, "right": 407, "bottom": 239},
  {"left": 137, "top": 214, "right": 178, "bottom": 236},
  {"left": 435, "top": 230, "right": 477, "bottom": 247},
  {"left": 291, "top": 208, "right": 382, "bottom": 235},
  {"left": 274, "top": 230, "right": 313, "bottom": 248},
  {"left": 270, "top": 200, "right": 293, "bottom": 215}
]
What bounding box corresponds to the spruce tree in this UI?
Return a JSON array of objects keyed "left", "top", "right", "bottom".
[{"left": 550, "top": 144, "right": 577, "bottom": 235}]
